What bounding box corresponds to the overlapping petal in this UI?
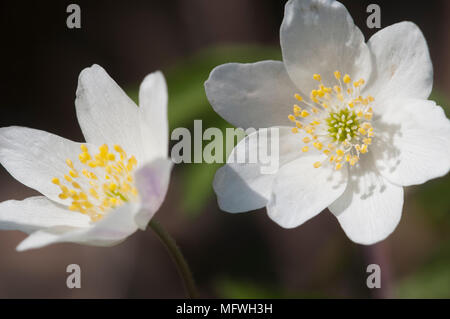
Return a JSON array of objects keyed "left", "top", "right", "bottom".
[
  {"left": 267, "top": 155, "right": 347, "bottom": 228},
  {"left": 366, "top": 22, "right": 433, "bottom": 106},
  {"left": 0, "top": 126, "right": 93, "bottom": 205},
  {"left": 371, "top": 98, "right": 450, "bottom": 186},
  {"left": 75, "top": 64, "right": 145, "bottom": 162},
  {"left": 280, "top": 0, "right": 371, "bottom": 94},
  {"left": 0, "top": 196, "right": 90, "bottom": 234},
  {"left": 329, "top": 155, "right": 403, "bottom": 245},
  {"left": 213, "top": 127, "right": 305, "bottom": 213},
  {"left": 16, "top": 201, "right": 140, "bottom": 251},
  {"left": 139, "top": 71, "right": 169, "bottom": 160},
  {"left": 205, "top": 61, "right": 299, "bottom": 129}
]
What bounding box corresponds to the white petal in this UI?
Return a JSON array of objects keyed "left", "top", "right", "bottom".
[
  {"left": 372, "top": 98, "right": 450, "bottom": 186},
  {"left": 75, "top": 64, "right": 145, "bottom": 162},
  {"left": 205, "top": 61, "right": 299, "bottom": 129},
  {"left": 139, "top": 71, "right": 169, "bottom": 161},
  {"left": 213, "top": 127, "right": 305, "bottom": 213},
  {"left": 0, "top": 126, "right": 92, "bottom": 204},
  {"left": 366, "top": 22, "right": 433, "bottom": 104},
  {"left": 16, "top": 202, "right": 140, "bottom": 251},
  {"left": 134, "top": 157, "right": 173, "bottom": 230},
  {"left": 267, "top": 154, "right": 347, "bottom": 228},
  {"left": 280, "top": 0, "right": 371, "bottom": 93},
  {"left": 0, "top": 196, "right": 90, "bottom": 234},
  {"left": 329, "top": 154, "right": 404, "bottom": 245}
]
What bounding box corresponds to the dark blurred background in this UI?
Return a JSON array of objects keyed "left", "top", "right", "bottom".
[{"left": 0, "top": 0, "right": 449, "bottom": 298}]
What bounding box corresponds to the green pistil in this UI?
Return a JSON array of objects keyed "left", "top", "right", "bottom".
[{"left": 326, "top": 109, "right": 359, "bottom": 142}]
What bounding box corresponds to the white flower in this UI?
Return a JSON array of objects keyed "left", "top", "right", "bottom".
[
  {"left": 205, "top": 0, "right": 450, "bottom": 245},
  {"left": 0, "top": 65, "right": 172, "bottom": 251}
]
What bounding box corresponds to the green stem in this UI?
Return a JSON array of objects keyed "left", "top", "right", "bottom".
[{"left": 149, "top": 219, "right": 198, "bottom": 298}]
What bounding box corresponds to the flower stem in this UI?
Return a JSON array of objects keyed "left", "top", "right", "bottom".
[{"left": 149, "top": 219, "right": 198, "bottom": 298}]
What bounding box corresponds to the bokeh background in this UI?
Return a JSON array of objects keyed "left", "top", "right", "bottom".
[{"left": 0, "top": 0, "right": 449, "bottom": 298}]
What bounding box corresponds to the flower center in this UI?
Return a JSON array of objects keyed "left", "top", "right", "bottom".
[
  {"left": 288, "top": 71, "right": 375, "bottom": 170},
  {"left": 51, "top": 144, "right": 139, "bottom": 222}
]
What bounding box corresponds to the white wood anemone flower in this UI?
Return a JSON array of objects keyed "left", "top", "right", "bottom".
[
  {"left": 205, "top": 0, "right": 450, "bottom": 245},
  {"left": 0, "top": 65, "right": 172, "bottom": 251}
]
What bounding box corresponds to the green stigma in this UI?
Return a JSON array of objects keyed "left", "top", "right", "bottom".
[{"left": 326, "top": 109, "right": 360, "bottom": 142}]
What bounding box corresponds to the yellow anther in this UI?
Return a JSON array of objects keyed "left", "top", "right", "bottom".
[
  {"left": 58, "top": 193, "right": 68, "bottom": 200},
  {"left": 313, "top": 74, "right": 321, "bottom": 81},
  {"left": 64, "top": 175, "right": 72, "bottom": 183},
  {"left": 343, "top": 74, "right": 351, "bottom": 84},
  {"left": 363, "top": 138, "right": 372, "bottom": 145},
  {"left": 350, "top": 156, "right": 359, "bottom": 166},
  {"left": 334, "top": 71, "right": 341, "bottom": 79},
  {"left": 345, "top": 154, "right": 351, "bottom": 162},
  {"left": 292, "top": 127, "right": 299, "bottom": 134},
  {"left": 294, "top": 94, "right": 303, "bottom": 102},
  {"left": 336, "top": 149, "right": 344, "bottom": 157},
  {"left": 66, "top": 159, "right": 74, "bottom": 168},
  {"left": 300, "top": 110, "right": 310, "bottom": 118},
  {"left": 295, "top": 121, "right": 302, "bottom": 128},
  {"left": 107, "top": 153, "right": 116, "bottom": 161},
  {"left": 335, "top": 163, "right": 343, "bottom": 171},
  {"left": 360, "top": 144, "right": 368, "bottom": 154},
  {"left": 313, "top": 162, "right": 322, "bottom": 168},
  {"left": 108, "top": 183, "right": 118, "bottom": 192},
  {"left": 348, "top": 102, "right": 354, "bottom": 108},
  {"left": 288, "top": 114, "right": 296, "bottom": 122},
  {"left": 72, "top": 182, "right": 81, "bottom": 189},
  {"left": 364, "top": 113, "right": 373, "bottom": 120},
  {"left": 313, "top": 142, "right": 323, "bottom": 150},
  {"left": 80, "top": 144, "right": 88, "bottom": 153},
  {"left": 293, "top": 105, "right": 301, "bottom": 113},
  {"left": 69, "top": 170, "right": 78, "bottom": 178},
  {"left": 323, "top": 149, "right": 331, "bottom": 156},
  {"left": 358, "top": 128, "right": 367, "bottom": 135},
  {"left": 52, "top": 178, "right": 60, "bottom": 185},
  {"left": 99, "top": 144, "right": 109, "bottom": 155},
  {"left": 333, "top": 85, "right": 341, "bottom": 93},
  {"left": 302, "top": 146, "right": 309, "bottom": 153},
  {"left": 305, "top": 126, "right": 314, "bottom": 134},
  {"left": 303, "top": 137, "right": 311, "bottom": 143}
]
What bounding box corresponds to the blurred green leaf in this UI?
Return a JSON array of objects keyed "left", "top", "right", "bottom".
[
  {"left": 414, "top": 90, "right": 450, "bottom": 227},
  {"left": 396, "top": 241, "right": 450, "bottom": 298}
]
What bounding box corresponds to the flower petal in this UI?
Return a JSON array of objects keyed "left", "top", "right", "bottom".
[
  {"left": 205, "top": 61, "right": 299, "bottom": 129},
  {"left": 213, "top": 127, "right": 305, "bottom": 213},
  {"left": 134, "top": 157, "right": 173, "bottom": 230},
  {"left": 329, "top": 154, "right": 404, "bottom": 245},
  {"left": 0, "top": 196, "right": 90, "bottom": 234},
  {"left": 267, "top": 154, "right": 348, "bottom": 228},
  {"left": 75, "top": 64, "right": 144, "bottom": 162},
  {"left": 16, "top": 201, "right": 140, "bottom": 251},
  {"left": 372, "top": 98, "right": 450, "bottom": 186},
  {"left": 0, "top": 126, "right": 92, "bottom": 204},
  {"left": 139, "top": 71, "right": 169, "bottom": 161},
  {"left": 280, "top": 0, "right": 371, "bottom": 93},
  {"left": 366, "top": 22, "right": 433, "bottom": 105}
]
